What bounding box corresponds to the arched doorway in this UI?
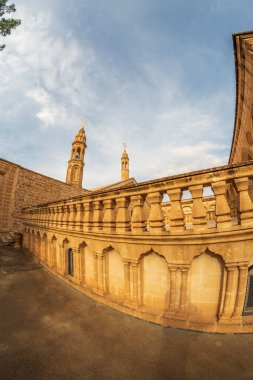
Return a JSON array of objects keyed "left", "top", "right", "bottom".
[
  {"left": 244, "top": 266, "right": 253, "bottom": 315},
  {"left": 67, "top": 248, "right": 74, "bottom": 276}
]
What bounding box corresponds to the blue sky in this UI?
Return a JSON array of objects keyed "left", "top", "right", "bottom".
[{"left": 0, "top": 0, "right": 252, "bottom": 188}]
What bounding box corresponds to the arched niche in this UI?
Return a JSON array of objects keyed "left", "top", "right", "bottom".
[
  {"left": 189, "top": 250, "right": 224, "bottom": 322},
  {"left": 140, "top": 251, "right": 169, "bottom": 310},
  {"left": 104, "top": 248, "right": 125, "bottom": 299}
]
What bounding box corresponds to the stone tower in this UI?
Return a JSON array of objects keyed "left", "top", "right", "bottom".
[
  {"left": 66, "top": 124, "right": 87, "bottom": 187},
  {"left": 121, "top": 144, "right": 129, "bottom": 181}
]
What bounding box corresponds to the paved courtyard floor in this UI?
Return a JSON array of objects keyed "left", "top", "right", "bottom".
[{"left": 0, "top": 246, "right": 253, "bottom": 380}]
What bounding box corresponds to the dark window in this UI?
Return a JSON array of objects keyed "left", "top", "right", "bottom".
[
  {"left": 67, "top": 248, "right": 74, "bottom": 276},
  {"left": 244, "top": 266, "right": 253, "bottom": 315}
]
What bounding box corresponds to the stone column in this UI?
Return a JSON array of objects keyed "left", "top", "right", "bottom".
[
  {"left": 219, "top": 264, "right": 237, "bottom": 321},
  {"left": 97, "top": 253, "right": 105, "bottom": 294},
  {"left": 103, "top": 199, "right": 116, "bottom": 232},
  {"left": 73, "top": 248, "right": 81, "bottom": 283},
  {"left": 115, "top": 197, "right": 131, "bottom": 233},
  {"left": 48, "top": 241, "right": 53, "bottom": 267},
  {"left": 59, "top": 244, "right": 65, "bottom": 274},
  {"left": 123, "top": 260, "right": 130, "bottom": 301},
  {"left": 167, "top": 188, "right": 185, "bottom": 231},
  {"left": 234, "top": 177, "right": 253, "bottom": 226},
  {"left": 147, "top": 192, "right": 165, "bottom": 233},
  {"left": 93, "top": 253, "right": 98, "bottom": 289},
  {"left": 131, "top": 261, "right": 139, "bottom": 306},
  {"left": 178, "top": 266, "right": 190, "bottom": 315},
  {"left": 211, "top": 181, "right": 232, "bottom": 228},
  {"left": 232, "top": 264, "right": 248, "bottom": 321},
  {"left": 168, "top": 265, "right": 178, "bottom": 313},
  {"left": 189, "top": 185, "right": 207, "bottom": 229},
  {"left": 131, "top": 195, "right": 146, "bottom": 233}
]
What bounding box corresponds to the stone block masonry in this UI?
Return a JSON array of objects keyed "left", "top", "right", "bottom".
[{"left": 0, "top": 158, "right": 87, "bottom": 234}]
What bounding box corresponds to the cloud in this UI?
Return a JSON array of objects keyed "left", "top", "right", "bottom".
[{"left": 0, "top": 1, "right": 235, "bottom": 189}]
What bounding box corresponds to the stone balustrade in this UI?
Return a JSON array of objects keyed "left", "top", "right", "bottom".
[
  {"left": 21, "top": 161, "right": 253, "bottom": 333},
  {"left": 22, "top": 162, "right": 253, "bottom": 234}
]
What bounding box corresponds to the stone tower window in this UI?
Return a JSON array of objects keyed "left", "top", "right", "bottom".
[
  {"left": 243, "top": 266, "right": 253, "bottom": 315},
  {"left": 75, "top": 148, "right": 81, "bottom": 159}
]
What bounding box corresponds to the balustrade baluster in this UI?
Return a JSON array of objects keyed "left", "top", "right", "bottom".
[
  {"left": 234, "top": 177, "right": 253, "bottom": 226},
  {"left": 115, "top": 197, "right": 131, "bottom": 233},
  {"left": 92, "top": 201, "right": 103, "bottom": 231},
  {"left": 189, "top": 185, "right": 207, "bottom": 229},
  {"left": 83, "top": 202, "right": 93, "bottom": 232},
  {"left": 167, "top": 188, "right": 185, "bottom": 231},
  {"left": 103, "top": 199, "right": 116, "bottom": 232},
  {"left": 147, "top": 192, "right": 165, "bottom": 233},
  {"left": 211, "top": 181, "right": 232, "bottom": 228},
  {"left": 68, "top": 204, "right": 76, "bottom": 230},
  {"left": 75, "top": 202, "right": 84, "bottom": 231},
  {"left": 131, "top": 195, "right": 147, "bottom": 233}
]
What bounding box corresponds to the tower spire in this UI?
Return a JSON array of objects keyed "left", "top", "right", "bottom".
[
  {"left": 121, "top": 143, "right": 129, "bottom": 181},
  {"left": 66, "top": 120, "right": 87, "bottom": 187}
]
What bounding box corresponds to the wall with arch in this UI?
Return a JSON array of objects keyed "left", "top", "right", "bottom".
[{"left": 22, "top": 226, "right": 253, "bottom": 333}]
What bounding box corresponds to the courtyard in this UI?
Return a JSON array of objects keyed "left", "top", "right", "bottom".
[{"left": 0, "top": 246, "right": 252, "bottom": 380}]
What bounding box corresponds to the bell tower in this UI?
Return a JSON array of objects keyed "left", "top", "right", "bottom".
[
  {"left": 121, "top": 143, "right": 129, "bottom": 181},
  {"left": 66, "top": 121, "right": 87, "bottom": 188}
]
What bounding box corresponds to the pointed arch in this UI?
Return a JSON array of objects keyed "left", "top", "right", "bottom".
[
  {"left": 139, "top": 250, "right": 169, "bottom": 310},
  {"left": 104, "top": 247, "right": 125, "bottom": 299},
  {"left": 189, "top": 250, "right": 224, "bottom": 322}
]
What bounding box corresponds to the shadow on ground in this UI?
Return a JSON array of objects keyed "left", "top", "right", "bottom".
[{"left": 0, "top": 246, "right": 252, "bottom": 380}]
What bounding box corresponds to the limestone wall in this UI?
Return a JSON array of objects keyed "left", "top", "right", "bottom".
[
  {"left": 0, "top": 158, "right": 87, "bottom": 233},
  {"left": 230, "top": 32, "right": 253, "bottom": 164}
]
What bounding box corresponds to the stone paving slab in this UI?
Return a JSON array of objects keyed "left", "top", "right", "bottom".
[{"left": 0, "top": 246, "right": 253, "bottom": 380}]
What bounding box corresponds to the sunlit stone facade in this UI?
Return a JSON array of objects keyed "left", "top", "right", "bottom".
[{"left": 16, "top": 31, "right": 253, "bottom": 333}]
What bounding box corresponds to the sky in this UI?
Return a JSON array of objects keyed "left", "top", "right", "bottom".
[{"left": 1, "top": 0, "right": 253, "bottom": 189}]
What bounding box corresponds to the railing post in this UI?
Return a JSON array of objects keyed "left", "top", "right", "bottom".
[
  {"left": 147, "top": 192, "right": 165, "bottom": 233},
  {"left": 211, "top": 181, "right": 232, "bottom": 228},
  {"left": 189, "top": 185, "right": 207, "bottom": 229},
  {"left": 131, "top": 195, "right": 147, "bottom": 233},
  {"left": 83, "top": 202, "right": 93, "bottom": 232},
  {"left": 115, "top": 197, "right": 131, "bottom": 233},
  {"left": 58, "top": 206, "right": 64, "bottom": 228},
  {"left": 103, "top": 199, "right": 116, "bottom": 232},
  {"left": 167, "top": 188, "right": 185, "bottom": 231},
  {"left": 234, "top": 177, "right": 253, "bottom": 226},
  {"left": 68, "top": 204, "right": 76, "bottom": 230},
  {"left": 75, "top": 202, "right": 84, "bottom": 231},
  {"left": 92, "top": 201, "right": 103, "bottom": 232}
]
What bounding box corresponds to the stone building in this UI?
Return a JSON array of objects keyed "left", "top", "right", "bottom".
[{"left": 2, "top": 31, "right": 253, "bottom": 333}]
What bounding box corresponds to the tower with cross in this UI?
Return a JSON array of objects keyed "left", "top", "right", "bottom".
[{"left": 121, "top": 143, "right": 129, "bottom": 181}]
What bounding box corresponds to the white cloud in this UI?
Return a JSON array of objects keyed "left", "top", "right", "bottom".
[{"left": 0, "top": 2, "right": 233, "bottom": 188}]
